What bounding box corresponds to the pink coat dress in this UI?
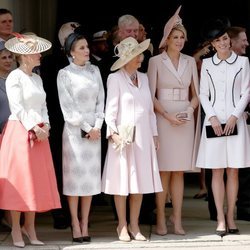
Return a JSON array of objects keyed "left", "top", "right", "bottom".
[
  {"left": 147, "top": 51, "right": 200, "bottom": 171},
  {"left": 101, "top": 69, "right": 163, "bottom": 195}
]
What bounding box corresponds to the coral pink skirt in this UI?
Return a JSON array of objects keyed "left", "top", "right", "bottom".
[{"left": 0, "top": 121, "right": 61, "bottom": 212}]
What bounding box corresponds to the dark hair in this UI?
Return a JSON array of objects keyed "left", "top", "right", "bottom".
[
  {"left": 64, "top": 33, "right": 87, "bottom": 57},
  {"left": 0, "top": 8, "right": 12, "bottom": 15},
  {"left": 201, "top": 17, "right": 231, "bottom": 42}
]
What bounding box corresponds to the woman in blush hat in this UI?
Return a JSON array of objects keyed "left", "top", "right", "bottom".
[
  {"left": 57, "top": 32, "right": 104, "bottom": 243},
  {"left": 196, "top": 17, "right": 250, "bottom": 236},
  {"left": 0, "top": 33, "right": 61, "bottom": 248},
  {"left": 102, "top": 37, "right": 162, "bottom": 242},
  {"left": 147, "top": 5, "right": 200, "bottom": 236}
]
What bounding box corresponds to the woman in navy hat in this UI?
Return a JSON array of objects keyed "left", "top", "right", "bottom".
[
  {"left": 196, "top": 17, "right": 250, "bottom": 236},
  {"left": 57, "top": 32, "right": 104, "bottom": 243}
]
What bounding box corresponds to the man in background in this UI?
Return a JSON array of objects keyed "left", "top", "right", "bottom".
[
  {"left": 0, "top": 8, "right": 13, "bottom": 42},
  {"left": 89, "top": 30, "right": 109, "bottom": 66},
  {"left": 227, "top": 26, "right": 250, "bottom": 221}
]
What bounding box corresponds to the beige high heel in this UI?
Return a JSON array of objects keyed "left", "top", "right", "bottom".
[
  {"left": 169, "top": 215, "right": 185, "bottom": 235},
  {"left": 155, "top": 220, "right": 168, "bottom": 236},
  {"left": 21, "top": 227, "right": 45, "bottom": 245},
  {"left": 13, "top": 241, "right": 25, "bottom": 248},
  {"left": 11, "top": 231, "right": 25, "bottom": 248},
  {"left": 128, "top": 225, "right": 146, "bottom": 241},
  {"left": 116, "top": 227, "right": 131, "bottom": 242}
]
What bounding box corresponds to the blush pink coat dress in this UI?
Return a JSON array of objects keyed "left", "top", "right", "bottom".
[
  {"left": 147, "top": 51, "right": 200, "bottom": 171},
  {"left": 101, "top": 69, "right": 163, "bottom": 195}
]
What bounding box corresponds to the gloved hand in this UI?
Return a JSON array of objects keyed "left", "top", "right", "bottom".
[
  {"left": 186, "top": 106, "right": 194, "bottom": 120},
  {"left": 33, "top": 125, "right": 49, "bottom": 141}
]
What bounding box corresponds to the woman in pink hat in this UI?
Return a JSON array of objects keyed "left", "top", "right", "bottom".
[
  {"left": 0, "top": 34, "right": 61, "bottom": 247},
  {"left": 147, "top": 6, "right": 200, "bottom": 236}
]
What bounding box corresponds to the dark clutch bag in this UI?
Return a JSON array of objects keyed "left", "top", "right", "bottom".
[
  {"left": 205, "top": 124, "right": 238, "bottom": 138},
  {"left": 81, "top": 129, "right": 88, "bottom": 138}
]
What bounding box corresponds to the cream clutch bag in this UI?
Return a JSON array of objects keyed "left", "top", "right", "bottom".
[{"left": 117, "top": 124, "right": 136, "bottom": 144}]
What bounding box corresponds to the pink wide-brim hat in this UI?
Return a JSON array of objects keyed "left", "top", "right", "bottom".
[{"left": 159, "top": 5, "right": 182, "bottom": 49}]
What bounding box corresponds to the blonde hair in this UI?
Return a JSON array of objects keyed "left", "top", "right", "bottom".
[{"left": 171, "top": 24, "right": 187, "bottom": 41}]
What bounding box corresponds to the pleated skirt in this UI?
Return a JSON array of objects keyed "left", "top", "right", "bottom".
[{"left": 0, "top": 120, "right": 61, "bottom": 212}]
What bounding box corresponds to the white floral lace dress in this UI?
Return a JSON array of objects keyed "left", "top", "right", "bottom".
[{"left": 57, "top": 62, "right": 104, "bottom": 196}]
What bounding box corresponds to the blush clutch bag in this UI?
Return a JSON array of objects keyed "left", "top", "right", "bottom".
[{"left": 205, "top": 124, "right": 238, "bottom": 138}]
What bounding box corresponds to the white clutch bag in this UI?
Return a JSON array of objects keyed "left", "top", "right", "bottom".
[{"left": 117, "top": 124, "right": 136, "bottom": 144}]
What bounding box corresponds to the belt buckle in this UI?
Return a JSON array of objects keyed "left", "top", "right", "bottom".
[{"left": 173, "top": 88, "right": 180, "bottom": 101}]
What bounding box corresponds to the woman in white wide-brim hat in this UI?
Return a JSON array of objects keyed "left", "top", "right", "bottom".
[
  {"left": 0, "top": 33, "right": 61, "bottom": 248},
  {"left": 102, "top": 37, "right": 163, "bottom": 242}
]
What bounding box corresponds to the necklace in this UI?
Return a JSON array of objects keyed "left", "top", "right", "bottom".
[
  {"left": 0, "top": 75, "right": 7, "bottom": 80},
  {"left": 0, "top": 71, "right": 8, "bottom": 80},
  {"left": 130, "top": 72, "right": 137, "bottom": 81}
]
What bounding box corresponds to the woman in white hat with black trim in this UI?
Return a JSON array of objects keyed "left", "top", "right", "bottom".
[
  {"left": 102, "top": 37, "right": 162, "bottom": 242},
  {"left": 196, "top": 17, "right": 250, "bottom": 237},
  {"left": 0, "top": 33, "right": 61, "bottom": 247}
]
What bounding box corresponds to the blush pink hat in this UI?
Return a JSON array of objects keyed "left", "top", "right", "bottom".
[{"left": 159, "top": 5, "right": 182, "bottom": 49}]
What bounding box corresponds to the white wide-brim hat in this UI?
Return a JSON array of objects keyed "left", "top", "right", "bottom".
[
  {"left": 111, "top": 37, "right": 150, "bottom": 71},
  {"left": 5, "top": 33, "right": 52, "bottom": 54}
]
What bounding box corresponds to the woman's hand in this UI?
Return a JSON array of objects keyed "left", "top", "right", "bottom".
[
  {"left": 88, "top": 128, "right": 101, "bottom": 140},
  {"left": 33, "top": 125, "right": 49, "bottom": 141},
  {"left": 42, "top": 123, "right": 50, "bottom": 136},
  {"left": 164, "top": 112, "right": 186, "bottom": 126},
  {"left": 224, "top": 115, "right": 238, "bottom": 135},
  {"left": 209, "top": 116, "right": 223, "bottom": 136},
  {"left": 111, "top": 133, "right": 122, "bottom": 146},
  {"left": 153, "top": 136, "right": 160, "bottom": 151}
]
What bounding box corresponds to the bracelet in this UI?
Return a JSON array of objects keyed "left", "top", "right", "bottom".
[
  {"left": 44, "top": 123, "right": 51, "bottom": 129},
  {"left": 208, "top": 115, "right": 216, "bottom": 121},
  {"left": 187, "top": 106, "right": 194, "bottom": 113},
  {"left": 109, "top": 132, "right": 118, "bottom": 140},
  {"left": 161, "top": 110, "right": 167, "bottom": 118}
]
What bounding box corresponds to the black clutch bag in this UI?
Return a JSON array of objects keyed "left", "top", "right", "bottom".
[
  {"left": 205, "top": 124, "right": 238, "bottom": 138},
  {"left": 81, "top": 129, "right": 88, "bottom": 138}
]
